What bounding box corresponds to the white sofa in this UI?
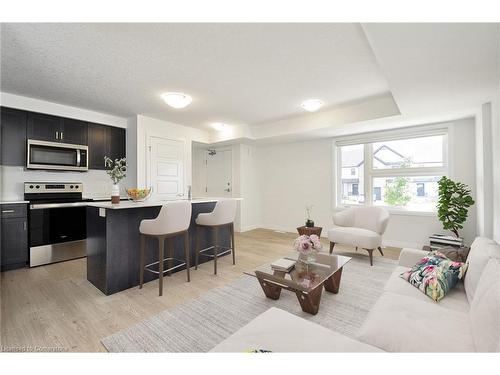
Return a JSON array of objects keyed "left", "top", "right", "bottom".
[{"left": 210, "top": 237, "right": 500, "bottom": 352}]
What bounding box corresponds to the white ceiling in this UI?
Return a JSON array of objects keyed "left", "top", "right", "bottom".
[{"left": 0, "top": 23, "right": 389, "bottom": 129}]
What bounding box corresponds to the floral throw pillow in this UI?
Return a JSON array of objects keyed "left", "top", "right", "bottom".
[{"left": 400, "top": 251, "right": 468, "bottom": 302}]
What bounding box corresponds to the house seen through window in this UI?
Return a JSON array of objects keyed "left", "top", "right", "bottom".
[{"left": 338, "top": 133, "right": 446, "bottom": 212}]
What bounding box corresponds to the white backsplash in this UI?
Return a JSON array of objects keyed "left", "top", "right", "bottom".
[{"left": 0, "top": 166, "right": 133, "bottom": 200}]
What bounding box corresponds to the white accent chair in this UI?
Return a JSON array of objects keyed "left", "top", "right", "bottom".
[
  {"left": 328, "top": 206, "right": 389, "bottom": 266},
  {"left": 139, "top": 200, "right": 192, "bottom": 296},
  {"left": 195, "top": 199, "right": 237, "bottom": 275}
]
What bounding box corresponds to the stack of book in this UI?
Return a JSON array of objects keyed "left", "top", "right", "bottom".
[
  {"left": 271, "top": 258, "right": 296, "bottom": 272},
  {"left": 429, "top": 234, "right": 464, "bottom": 250}
]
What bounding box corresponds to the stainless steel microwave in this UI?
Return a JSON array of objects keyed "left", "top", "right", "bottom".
[{"left": 27, "top": 139, "right": 88, "bottom": 171}]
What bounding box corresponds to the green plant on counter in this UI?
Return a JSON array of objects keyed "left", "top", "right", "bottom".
[
  {"left": 437, "top": 176, "right": 475, "bottom": 238},
  {"left": 104, "top": 156, "right": 127, "bottom": 184}
]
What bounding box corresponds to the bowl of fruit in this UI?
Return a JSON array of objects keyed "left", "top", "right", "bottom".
[{"left": 125, "top": 187, "right": 152, "bottom": 202}]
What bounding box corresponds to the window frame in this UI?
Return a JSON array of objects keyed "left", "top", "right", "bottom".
[{"left": 333, "top": 125, "right": 450, "bottom": 215}]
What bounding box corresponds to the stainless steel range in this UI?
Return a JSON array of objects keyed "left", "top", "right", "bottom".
[{"left": 25, "top": 182, "right": 91, "bottom": 267}]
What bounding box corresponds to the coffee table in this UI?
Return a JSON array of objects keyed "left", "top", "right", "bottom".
[{"left": 245, "top": 252, "right": 351, "bottom": 315}]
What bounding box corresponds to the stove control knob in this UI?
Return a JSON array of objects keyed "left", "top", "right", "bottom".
[
  {"left": 29, "top": 185, "right": 34, "bottom": 189},
  {"left": 35, "top": 185, "right": 40, "bottom": 189},
  {"left": 70, "top": 185, "right": 74, "bottom": 189}
]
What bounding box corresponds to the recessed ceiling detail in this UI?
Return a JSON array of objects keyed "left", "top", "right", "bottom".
[{"left": 0, "top": 23, "right": 389, "bottom": 129}]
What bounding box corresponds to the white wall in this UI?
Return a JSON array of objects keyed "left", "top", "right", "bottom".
[
  {"left": 0, "top": 92, "right": 132, "bottom": 200},
  {"left": 239, "top": 144, "right": 262, "bottom": 231},
  {"left": 134, "top": 115, "right": 209, "bottom": 191},
  {"left": 257, "top": 118, "right": 477, "bottom": 248},
  {"left": 492, "top": 93, "right": 500, "bottom": 243}
]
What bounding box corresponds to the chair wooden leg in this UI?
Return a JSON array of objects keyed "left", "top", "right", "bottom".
[
  {"left": 139, "top": 234, "right": 145, "bottom": 289},
  {"left": 230, "top": 222, "right": 236, "bottom": 265},
  {"left": 355, "top": 246, "right": 358, "bottom": 251},
  {"left": 213, "top": 226, "right": 218, "bottom": 275},
  {"left": 184, "top": 231, "right": 190, "bottom": 282},
  {"left": 366, "top": 249, "right": 374, "bottom": 266},
  {"left": 158, "top": 237, "right": 164, "bottom": 296},
  {"left": 378, "top": 246, "right": 384, "bottom": 256},
  {"left": 329, "top": 242, "right": 335, "bottom": 254},
  {"left": 195, "top": 226, "right": 200, "bottom": 270}
]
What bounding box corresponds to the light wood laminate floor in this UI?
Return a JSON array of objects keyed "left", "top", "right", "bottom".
[{"left": 0, "top": 229, "right": 400, "bottom": 352}]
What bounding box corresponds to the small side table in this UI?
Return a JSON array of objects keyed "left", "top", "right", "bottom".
[{"left": 297, "top": 226, "right": 322, "bottom": 237}]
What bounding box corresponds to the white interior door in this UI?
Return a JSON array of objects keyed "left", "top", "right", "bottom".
[
  {"left": 206, "top": 149, "right": 232, "bottom": 197},
  {"left": 148, "top": 136, "right": 184, "bottom": 200}
]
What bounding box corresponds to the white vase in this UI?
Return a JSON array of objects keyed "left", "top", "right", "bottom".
[{"left": 111, "top": 183, "right": 120, "bottom": 204}]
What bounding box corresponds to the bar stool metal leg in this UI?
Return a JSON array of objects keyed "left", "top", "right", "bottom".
[
  {"left": 167, "top": 237, "right": 174, "bottom": 276},
  {"left": 213, "top": 226, "right": 218, "bottom": 275},
  {"left": 158, "top": 236, "right": 164, "bottom": 296},
  {"left": 230, "top": 222, "right": 236, "bottom": 265},
  {"left": 184, "top": 231, "right": 190, "bottom": 282},
  {"left": 139, "top": 234, "right": 146, "bottom": 289},
  {"left": 195, "top": 226, "right": 200, "bottom": 270}
]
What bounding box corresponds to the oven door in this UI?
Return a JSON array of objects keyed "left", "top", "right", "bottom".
[
  {"left": 27, "top": 139, "right": 88, "bottom": 171},
  {"left": 29, "top": 205, "right": 87, "bottom": 267}
]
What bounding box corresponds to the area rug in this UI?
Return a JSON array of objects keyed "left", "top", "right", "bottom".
[{"left": 101, "top": 252, "right": 397, "bottom": 352}]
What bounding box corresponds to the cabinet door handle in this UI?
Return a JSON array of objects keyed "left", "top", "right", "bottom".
[
  {"left": 24, "top": 221, "right": 27, "bottom": 231},
  {"left": 2, "top": 209, "right": 15, "bottom": 213},
  {"left": 61, "top": 132, "right": 64, "bottom": 140},
  {"left": 55, "top": 131, "right": 59, "bottom": 140}
]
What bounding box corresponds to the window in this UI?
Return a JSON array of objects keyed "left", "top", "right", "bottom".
[
  {"left": 340, "top": 144, "right": 364, "bottom": 205},
  {"left": 336, "top": 132, "right": 447, "bottom": 212},
  {"left": 352, "top": 183, "right": 359, "bottom": 196}
]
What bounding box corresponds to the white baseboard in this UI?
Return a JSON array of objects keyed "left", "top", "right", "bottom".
[
  {"left": 238, "top": 224, "right": 263, "bottom": 232},
  {"left": 382, "top": 239, "right": 422, "bottom": 250}
]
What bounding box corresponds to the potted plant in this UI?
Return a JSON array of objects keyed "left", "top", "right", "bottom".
[
  {"left": 437, "top": 176, "right": 475, "bottom": 238},
  {"left": 104, "top": 156, "right": 127, "bottom": 204}
]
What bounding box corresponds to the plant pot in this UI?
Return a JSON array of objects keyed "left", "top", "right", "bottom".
[
  {"left": 111, "top": 183, "right": 120, "bottom": 204},
  {"left": 305, "top": 219, "right": 315, "bottom": 228}
]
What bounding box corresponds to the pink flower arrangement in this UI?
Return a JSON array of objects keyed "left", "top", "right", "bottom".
[{"left": 293, "top": 234, "right": 322, "bottom": 255}]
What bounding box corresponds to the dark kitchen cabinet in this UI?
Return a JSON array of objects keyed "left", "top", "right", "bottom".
[
  {"left": 107, "top": 125, "right": 126, "bottom": 161},
  {"left": 61, "top": 118, "right": 88, "bottom": 145},
  {"left": 27, "top": 112, "right": 63, "bottom": 142},
  {"left": 1, "top": 107, "right": 27, "bottom": 166},
  {"left": 1, "top": 204, "right": 28, "bottom": 272},
  {"left": 27, "top": 112, "right": 88, "bottom": 145},
  {"left": 88, "top": 123, "right": 126, "bottom": 170}
]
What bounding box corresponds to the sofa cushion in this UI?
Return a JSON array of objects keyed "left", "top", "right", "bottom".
[
  {"left": 400, "top": 251, "right": 468, "bottom": 302},
  {"left": 357, "top": 292, "right": 475, "bottom": 352},
  {"left": 328, "top": 227, "right": 381, "bottom": 249},
  {"left": 469, "top": 259, "right": 500, "bottom": 352},
  {"left": 464, "top": 237, "right": 500, "bottom": 304},
  {"left": 209, "top": 307, "right": 382, "bottom": 352},
  {"left": 385, "top": 266, "right": 469, "bottom": 313}
]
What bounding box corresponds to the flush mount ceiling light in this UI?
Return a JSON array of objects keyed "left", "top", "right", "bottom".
[
  {"left": 161, "top": 92, "right": 192, "bottom": 109},
  {"left": 211, "top": 122, "right": 228, "bottom": 131},
  {"left": 301, "top": 99, "right": 324, "bottom": 112}
]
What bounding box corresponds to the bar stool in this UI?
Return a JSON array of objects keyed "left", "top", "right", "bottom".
[
  {"left": 195, "top": 199, "right": 237, "bottom": 275},
  {"left": 139, "top": 200, "right": 192, "bottom": 296}
]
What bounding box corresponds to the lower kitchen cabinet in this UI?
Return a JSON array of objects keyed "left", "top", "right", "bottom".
[{"left": 1, "top": 204, "right": 28, "bottom": 271}]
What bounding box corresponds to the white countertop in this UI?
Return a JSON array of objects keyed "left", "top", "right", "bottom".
[{"left": 87, "top": 197, "right": 242, "bottom": 210}]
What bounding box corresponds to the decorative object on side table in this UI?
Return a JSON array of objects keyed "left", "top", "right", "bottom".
[
  {"left": 104, "top": 156, "right": 127, "bottom": 204},
  {"left": 436, "top": 176, "right": 475, "bottom": 239},
  {"left": 305, "top": 204, "right": 314, "bottom": 227}
]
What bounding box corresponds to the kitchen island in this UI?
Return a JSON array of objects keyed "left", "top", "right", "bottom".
[{"left": 86, "top": 198, "right": 237, "bottom": 295}]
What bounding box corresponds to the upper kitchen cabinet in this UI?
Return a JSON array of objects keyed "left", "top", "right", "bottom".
[
  {"left": 0, "top": 107, "right": 27, "bottom": 166},
  {"left": 27, "top": 112, "right": 88, "bottom": 145},
  {"left": 27, "top": 112, "right": 63, "bottom": 142},
  {"left": 88, "top": 123, "right": 126, "bottom": 170},
  {"left": 61, "top": 118, "right": 88, "bottom": 145}
]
